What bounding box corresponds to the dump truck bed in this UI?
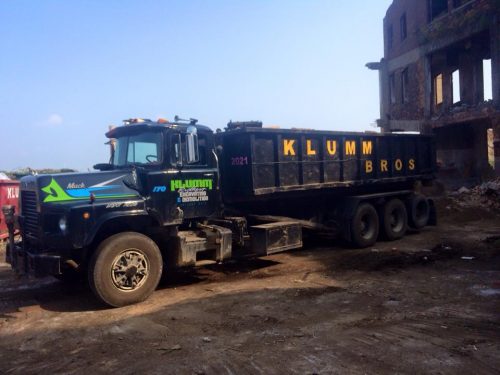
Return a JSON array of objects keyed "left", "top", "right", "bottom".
[{"left": 218, "top": 126, "right": 435, "bottom": 203}]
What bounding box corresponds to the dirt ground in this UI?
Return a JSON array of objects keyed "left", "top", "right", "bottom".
[{"left": 0, "top": 198, "right": 499, "bottom": 374}]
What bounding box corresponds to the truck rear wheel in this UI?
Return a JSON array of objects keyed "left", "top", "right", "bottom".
[
  {"left": 88, "top": 232, "right": 163, "bottom": 307},
  {"left": 380, "top": 199, "right": 407, "bottom": 240},
  {"left": 407, "top": 194, "right": 430, "bottom": 229},
  {"left": 350, "top": 203, "right": 379, "bottom": 248}
]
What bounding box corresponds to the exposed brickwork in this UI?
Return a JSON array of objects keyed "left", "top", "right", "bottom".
[
  {"left": 384, "top": 0, "right": 427, "bottom": 60},
  {"left": 387, "top": 61, "right": 426, "bottom": 121},
  {"left": 493, "top": 116, "right": 500, "bottom": 174},
  {"left": 370, "top": 0, "right": 500, "bottom": 180},
  {"left": 417, "top": 0, "right": 497, "bottom": 46}
]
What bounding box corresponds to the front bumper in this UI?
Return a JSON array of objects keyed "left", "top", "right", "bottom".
[{"left": 6, "top": 243, "right": 61, "bottom": 277}]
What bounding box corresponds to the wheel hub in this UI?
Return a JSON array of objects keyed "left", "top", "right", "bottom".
[
  {"left": 390, "top": 210, "right": 403, "bottom": 232},
  {"left": 111, "top": 249, "right": 149, "bottom": 291},
  {"left": 361, "top": 215, "right": 373, "bottom": 238},
  {"left": 125, "top": 265, "right": 138, "bottom": 278}
]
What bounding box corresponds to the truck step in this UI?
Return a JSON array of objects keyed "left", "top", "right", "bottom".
[{"left": 170, "top": 225, "right": 232, "bottom": 267}]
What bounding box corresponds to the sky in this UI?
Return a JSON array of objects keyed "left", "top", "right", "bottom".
[{"left": 0, "top": 0, "right": 392, "bottom": 171}]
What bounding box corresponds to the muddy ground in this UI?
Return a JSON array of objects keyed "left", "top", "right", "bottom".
[{"left": 0, "top": 198, "right": 499, "bottom": 374}]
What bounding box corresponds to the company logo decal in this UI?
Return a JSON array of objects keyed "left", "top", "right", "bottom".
[
  {"left": 41, "top": 175, "right": 136, "bottom": 203},
  {"left": 282, "top": 139, "right": 416, "bottom": 174},
  {"left": 170, "top": 179, "right": 213, "bottom": 191},
  {"left": 170, "top": 179, "right": 213, "bottom": 204}
]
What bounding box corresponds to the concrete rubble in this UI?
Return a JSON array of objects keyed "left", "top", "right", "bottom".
[{"left": 449, "top": 177, "right": 500, "bottom": 210}]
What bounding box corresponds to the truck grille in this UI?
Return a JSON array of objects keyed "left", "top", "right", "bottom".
[{"left": 21, "top": 190, "right": 40, "bottom": 240}]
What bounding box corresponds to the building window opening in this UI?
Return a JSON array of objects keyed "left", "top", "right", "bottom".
[
  {"left": 487, "top": 128, "right": 494, "bottom": 168},
  {"left": 390, "top": 73, "right": 396, "bottom": 104},
  {"left": 429, "top": 0, "right": 448, "bottom": 21},
  {"left": 483, "top": 59, "right": 493, "bottom": 101},
  {"left": 452, "top": 69, "right": 460, "bottom": 104},
  {"left": 387, "top": 24, "right": 394, "bottom": 51},
  {"left": 435, "top": 73, "right": 443, "bottom": 105},
  {"left": 401, "top": 68, "right": 409, "bottom": 103},
  {"left": 400, "top": 13, "right": 407, "bottom": 41}
]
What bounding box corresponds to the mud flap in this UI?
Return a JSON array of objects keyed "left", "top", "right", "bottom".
[{"left": 428, "top": 199, "right": 437, "bottom": 226}]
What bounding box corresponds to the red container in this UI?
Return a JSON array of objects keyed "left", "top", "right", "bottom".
[{"left": 0, "top": 180, "right": 20, "bottom": 239}]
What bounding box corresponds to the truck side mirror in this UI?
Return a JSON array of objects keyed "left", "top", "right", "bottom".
[
  {"left": 93, "top": 163, "right": 113, "bottom": 171},
  {"left": 123, "top": 168, "right": 142, "bottom": 192},
  {"left": 186, "top": 126, "right": 199, "bottom": 164}
]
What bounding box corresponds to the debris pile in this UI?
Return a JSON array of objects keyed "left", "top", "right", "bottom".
[{"left": 449, "top": 178, "right": 500, "bottom": 210}]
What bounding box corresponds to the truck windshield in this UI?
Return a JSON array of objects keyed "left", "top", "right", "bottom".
[{"left": 112, "top": 131, "right": 162, "bottom": 167}]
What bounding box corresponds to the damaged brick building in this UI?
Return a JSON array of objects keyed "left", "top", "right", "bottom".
[{"left": 367, "top": 0, "right": 500, "bottom": 184}]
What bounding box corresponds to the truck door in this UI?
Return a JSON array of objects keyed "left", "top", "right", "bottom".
[{"left": 149, "top": 126, "right": 218, "bottom": 224}]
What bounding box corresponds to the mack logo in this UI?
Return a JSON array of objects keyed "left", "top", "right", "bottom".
[
  {"left": 67, "top": 182, "right": 85, "bottom": 189},
  {"left": 170, "top": 179, "right": 213, "bottom": 191}
]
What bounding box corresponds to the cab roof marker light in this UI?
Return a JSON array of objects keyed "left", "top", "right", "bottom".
[{"left": 123, "top": 118, "right": 152, "bottom": 125}]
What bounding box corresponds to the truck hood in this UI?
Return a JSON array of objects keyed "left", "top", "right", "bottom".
[{"left": 24, "top": 171, "right": 139, "bottom": 204}]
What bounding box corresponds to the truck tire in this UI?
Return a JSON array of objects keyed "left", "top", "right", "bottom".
[
  {"left": 407, "top": 194, "right": 430, "bottom": 229},
  {"left": 88, "top": 232, "right": 163, "bottom": 307},
  {"left": 350, "top": 203, "right": 379, "bottom": 248},
  {"left": 380, "top": 199, "right": 407, "bottom": 241}
]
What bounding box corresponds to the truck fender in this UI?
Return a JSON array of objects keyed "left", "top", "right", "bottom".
[{"left": 84, "top": 210, "right": 160, "bottom": 247}]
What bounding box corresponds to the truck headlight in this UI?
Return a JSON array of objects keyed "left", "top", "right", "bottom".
[{"left": 59, "top": 216, "right": 68, "bottom": 233}]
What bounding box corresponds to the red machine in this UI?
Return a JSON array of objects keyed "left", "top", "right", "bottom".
[{"left": 0, "top": 179, "right": 19, "bottom": 239}]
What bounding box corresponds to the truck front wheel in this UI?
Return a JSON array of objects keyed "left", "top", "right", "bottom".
[
  {"left": 350, "top": 203, "right": 379, "bottom": 248},
  {"left": 88, "top": 232, "right": 163, "bottom": 307}
]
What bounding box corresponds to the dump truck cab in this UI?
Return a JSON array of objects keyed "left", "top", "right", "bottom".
[
  {"left": 104, "top": 119, "right": 219, "bottom": 225},
  {"left": 5, "top": 119, "right": 230, "bottom": 306}
]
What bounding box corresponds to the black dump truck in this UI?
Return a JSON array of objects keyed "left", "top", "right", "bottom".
[{"left": 3, "top": 118, "right": 436, "bottom": 306}]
